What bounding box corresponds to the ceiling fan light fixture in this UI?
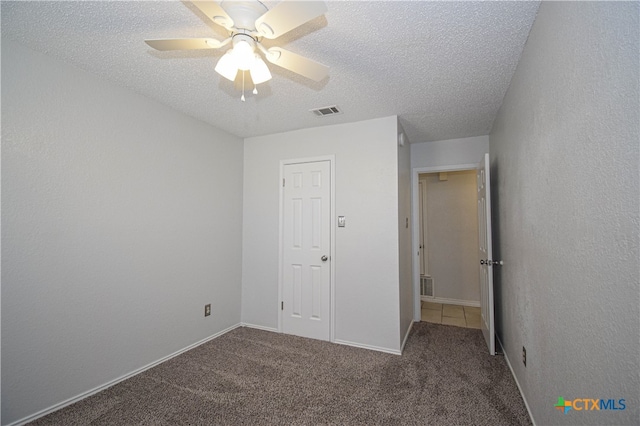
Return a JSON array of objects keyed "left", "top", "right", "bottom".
[
  {"left": 232, "top": 38, "right": 256, "bottom": 71},
  {"left": 147, "top": 0, "right": 330, "bottom": 95},
  {"left": 215, "top": 51, "right": 239, "bottom": 81},
  {"left": 250, "top": 55, "right": 272, "bottom": 84}
]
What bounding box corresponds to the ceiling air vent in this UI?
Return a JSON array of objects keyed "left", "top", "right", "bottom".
[{"left": 310, "top": 105, "right": 343, "bottom": 117}]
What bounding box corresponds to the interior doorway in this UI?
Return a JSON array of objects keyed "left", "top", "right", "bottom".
[
  {"left": 412, "top": 156, "right": 496, "bottom": 355},
  {"left": 411, "top": 163, "right": 480, "bottom": 322},
  {"left": 418, "top": 170, "right": 480, "bottom": 305}
]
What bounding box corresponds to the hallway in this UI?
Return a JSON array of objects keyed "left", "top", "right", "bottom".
[{"left": 421, "top": 301, "right": 481, "bottom": 329}]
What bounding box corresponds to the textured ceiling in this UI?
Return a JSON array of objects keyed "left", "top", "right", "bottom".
[{"left": 1, "top": 1, "right": 540, "bottom": 143}]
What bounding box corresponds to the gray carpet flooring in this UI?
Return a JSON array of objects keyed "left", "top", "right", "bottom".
[{"left": 30, "top": 322, "right": 532, "bottom": 425}]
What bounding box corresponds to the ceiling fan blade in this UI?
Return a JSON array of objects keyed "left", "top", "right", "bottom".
[
  {"left": 145, "top": 38, "right": 229, "bottom": 51},
  {"left": 265, "top": 47, "right": 329, "bottom": 81},
  {"left": 191, "top": 1, "right": 234, "bottom": 30},
  {"left": 255, "top": 1, "right": 327, "bottom": 39}
]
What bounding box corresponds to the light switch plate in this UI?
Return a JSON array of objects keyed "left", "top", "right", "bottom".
[{"left": 338, "top": 216, "right": 346, "bottom": 227}]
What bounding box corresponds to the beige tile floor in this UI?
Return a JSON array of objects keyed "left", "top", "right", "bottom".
[{"left": 421, "top": 301, "right": 482, "bottom": 329}]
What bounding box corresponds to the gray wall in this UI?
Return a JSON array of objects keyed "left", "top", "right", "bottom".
[
  {"left": 242, "top": 117, "right": 403, "bottom": 353},
  {"left": 2, "top": 40, "right": 244, "bottom": 424},
  {"left": 490, "top": 2, "right": 639, "bottom": 425},
  {"left": 397, "top": 124, "right": 414, "bottom": 347},
  {"left": 411, "top": 135, "right": 489, "bottom": 169}
]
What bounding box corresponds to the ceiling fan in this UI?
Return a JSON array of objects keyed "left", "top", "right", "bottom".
[{"left": 145, "top": 0, "right": 329, "bottom": 99}]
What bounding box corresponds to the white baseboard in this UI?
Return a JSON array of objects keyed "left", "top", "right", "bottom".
[
  {"left": 242, "top": 324, "right": 403, "bottom": 356},
  {"left": 334, "top": 339, "right": 401, "bottom": 355},
  {"left": 241, "top": 323, "right": 279, "bottom": 333},
  {"left": 496, "top": 335, "right": 536, "bottom": 426},
  {"left": 421, "top": 296, "right": 480, "bottom": 308},
  {"left": 8, "top": 323, "right": 242, "bottom": 426},
  {"left": 400, "top": 320, "right": 415, "bottom": 353},
  {"left": 243, "top": 324, "right": 405, "bottom": 356}
]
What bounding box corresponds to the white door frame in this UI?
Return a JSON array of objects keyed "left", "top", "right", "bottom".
[
  {"left": 411, "top": 163, "right": 478, "bottom": 321},
  {"left": 278, "top": 155, "right": 336, "bottom": 342}
]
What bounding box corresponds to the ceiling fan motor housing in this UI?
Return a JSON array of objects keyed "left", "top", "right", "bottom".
[{"left": 220, "top": 0, "right": 267, "bottom": 33}]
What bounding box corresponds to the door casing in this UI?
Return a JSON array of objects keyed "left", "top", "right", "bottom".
[{"left": 418, "top": 177, "right": 429, "bottom": 277}]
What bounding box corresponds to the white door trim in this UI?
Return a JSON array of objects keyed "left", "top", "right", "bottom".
[
  {"left": 278, "top": 155, "right": 336, "bottom": 342},
  {"left": 411, "top": 163, "right": 478, "bottom": 322}
]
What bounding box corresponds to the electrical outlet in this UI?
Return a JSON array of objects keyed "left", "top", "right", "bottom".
[
  {"left": 522, "top": 346, "right": 527, "bottom": 367},
  {"left": 204, "top": 304, "right": 211, "bottom": 317}
]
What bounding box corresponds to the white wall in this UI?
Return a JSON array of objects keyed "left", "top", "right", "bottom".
[
  {"left": 424, "top": 171, "right": 479, "bottom": 303},
  {"left": 396, "top": 123, "right": 413, "bottom": 347},
  {"left": 242, "top": 116, "right": 402, "bottom": 352},
  {"left": 411, "top": 135, "right": 489, "bottom": 169},
  {"left": 1, "top": 40, "right": 244, "bottom": 424},
  {"left": 490, "top": 2, "right": 639, "bottom": 425}
]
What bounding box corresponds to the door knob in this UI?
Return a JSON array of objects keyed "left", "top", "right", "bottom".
[
  {"left": 321, "top": 255, "right": 328, "bottom": 262},
  {"left": 480, "top": 259, "right": 504, "bottom": 266}
]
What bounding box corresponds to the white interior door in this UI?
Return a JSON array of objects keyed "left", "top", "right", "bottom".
[
  {"left": 282, "top": 161, "right": 331, "bottom": 341},
  {"left": 477, "top": 153, "right": 495, "bottom": 355}
]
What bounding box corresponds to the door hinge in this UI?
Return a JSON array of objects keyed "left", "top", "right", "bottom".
[
  {"left": 282, "top": 178, "right": 285, "bottom": 187},
  {"left": 281, "top": 301, "right": 284, "bottom": 310}
]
